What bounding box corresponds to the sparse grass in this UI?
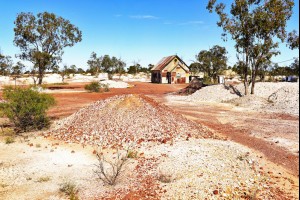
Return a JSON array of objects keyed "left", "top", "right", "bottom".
[
  {"left": 37, "top": 176, "right": 51, "bottom": 182},
  {"left": 158, "top": 171, "right": 174, "bottom": 183},
  {"left": 237, "top": 153, "right": 250, "bottom": 161},
  {"left": 127, "top": 150, "right": 138, "bottom": 159},
  {"left": 0, "top": 183, "right": 9, "bottom": 188},
  {"left": 52, "top": 82, "right": 69, "bottom": 85},
  {"left": 36, "top": 143, "right": 41, "bottom": 148},
  {"left": 59, "top": 180, "right": 79, "bottom": 200},
  {"left": 4, "top": 136, "right": 15, "bottom": 144},
  {"left": 0, "top": 127, "right": 15, "bottom": 136}
]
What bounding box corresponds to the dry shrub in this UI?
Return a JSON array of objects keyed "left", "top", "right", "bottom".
[{"left": 94, "top": 149, "right": 129, "bottom": 186}]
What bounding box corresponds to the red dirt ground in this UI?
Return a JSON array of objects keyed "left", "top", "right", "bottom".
[
  {"left": 1, "top": 82, "right": 299, "bottom": 189},
  {"left": 46, "top": 82, "right": 186, "bottom": 119}
]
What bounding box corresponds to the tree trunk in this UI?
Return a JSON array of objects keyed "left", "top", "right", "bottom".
[
  {"left": 251, "top": 74, "right": 256, "bottom": 95},
  {"left": 38, "top": 67, "right": 44, "bottom": 85},
  {"left": 251, "top": 62, "right": 259, "bottom": 95},
  {"left": 244, "top": 74, "right": 249, "bottom": 95},
  {"left": 244, "top": 54, "right": 249, "bottom": 96},
  {"left": 38, "top": 77, "right": 43, "bottom": 85}
]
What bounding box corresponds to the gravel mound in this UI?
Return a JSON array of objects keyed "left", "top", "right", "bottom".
[
  {"left": 235, "top": 82, "right": 297, "bottom": 98},
  {"left": 145, "top": 139, "right": 279, "bottom": 199},
  {"left": 100, "top": 80, "right": 129, "bottom": 88},
  {"left": 168, "top": 84, "right": 240, "bottom": 103},
  {"left": 45, "top": 95, "right": 212, "bottom": 147},
  {"left": 169, "top": 82, "right": 299, "bottom": 115},
  {"left": 266, "top": 85, "right": 299, "bottom": 115},
  {"left": 225, "top": 95, "right": 269, "bottom": 110},
  {"left": 231, "top": 83, "right": 299, "bottom": 115}
]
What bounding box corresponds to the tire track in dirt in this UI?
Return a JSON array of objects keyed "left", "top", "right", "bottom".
[{"left": 178, "top": 108, "right": 299, "bottom": 177}]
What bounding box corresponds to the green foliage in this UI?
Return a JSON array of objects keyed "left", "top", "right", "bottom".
[
  {"left": 84, "top": 82, "right": 101, "bottom": 92},
  {"left": 102, "top": 83, "right": 110, "bottom": 92},
  {"left": 127, "top": 150, "right": 138, "bottom": 159},
  {"left": 287, "top": 30, "right": 299, "bottom": 50},
  {"left": 87, "top": 52, "right": 126, "bottom": 75},
  {"left": 37, "top": 176, "right": 51, "bottom": 182},
  {"left": 207, "top": 0, "right": 294, "bottom": 95},
  {"left": 84, "top": 82, "right": 110, "bottom": 93},
  {"left": 189, "top": 63, "right": 202, "bottom": 76},
  {"left": 52, "top": 82, "right": 69, "bottom": 85},
  {"left": 0, "top": 54, "right": 13, "bottom": 76},
  {"left": 4, "top": 136, "right": 15, "bottom": 144},
  {"left": 14, "top": 12, "right": 82, "bottom": 85},
  {"left": 196, "top": 45, "right": 228, "bottom": 82},
  {"left": 59, "top": 181, "right": 79, "bottom": 200},
  {"left": 203, "top": 76, "right": 214, "bottom": 85},
  {"left": 0, "top": 87, "right": 55, "bottom": 133}
]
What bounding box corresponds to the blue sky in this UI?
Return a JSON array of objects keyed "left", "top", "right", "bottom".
[{"left": 0, "top": 0, "right": 299, "bottom": 70}]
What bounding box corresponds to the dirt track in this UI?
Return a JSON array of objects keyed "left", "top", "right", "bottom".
[{"left": 154, "top": 98, "right": 299, "bottom": 177}]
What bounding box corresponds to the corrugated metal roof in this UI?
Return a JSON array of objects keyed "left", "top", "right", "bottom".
[{"left": 151, "top": 55, "right": 176, "bottom": 71}]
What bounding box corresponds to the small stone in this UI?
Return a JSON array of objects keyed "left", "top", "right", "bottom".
[{"left": 213, "top": 190, "right": 219, "bottom": 195}]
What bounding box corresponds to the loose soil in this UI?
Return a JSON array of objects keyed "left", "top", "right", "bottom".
[{"left": 0, "top": 82, "right": 299, "bottom": 199}]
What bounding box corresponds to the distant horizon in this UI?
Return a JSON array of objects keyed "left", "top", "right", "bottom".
[{"left": 0, "top": 0, "right": 299, "bottom": 70}]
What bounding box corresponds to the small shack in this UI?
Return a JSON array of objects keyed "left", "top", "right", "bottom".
[{"left": 151, "top": 55, "right": 190, "bottom": 84}]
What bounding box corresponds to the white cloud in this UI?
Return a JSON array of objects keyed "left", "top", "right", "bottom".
[
  {"left": 179, "top": 21, "right": 204, "bottom": 25},
  {"left": 130, "top": 15, "right": 159, "bottom": 19}
]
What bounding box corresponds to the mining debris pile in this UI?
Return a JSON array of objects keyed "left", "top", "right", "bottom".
[{"left": 45, "top": 95, "right": 212, "bottom": 147}]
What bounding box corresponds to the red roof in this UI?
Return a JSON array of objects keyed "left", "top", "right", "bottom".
[{"left": 151, "top": 55, "right": 177, "bottom": 71}]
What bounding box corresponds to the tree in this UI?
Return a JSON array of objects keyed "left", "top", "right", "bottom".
[
  {"left": 77, "top": 68, "right": 85, "bottom": 74},
  {"left": 60, "top": 65, "right": 70, "bottom": 83},
  {"left": 11, "top": 61, "right": 25, "bottom": 76},
  {"left": 11, "top": 61, "right": 25, "bottom": 87},
  {"left": 14, "top": 12, "right": 82, "bottom": 85},
  {"left": 290, "top": 58, "right": 299, "bottom": 75},
  {"left": 0, "top": 54, "right": 13, "bottom": 76},
  {"left": 69, "top": 65, "right": 77, "bottom": 75},
  {"left": 114, "top": 58, "right": 126, "bottom": 79},
  {"left": 196, "top": 45, "right": 227, "bottom": 83},
  {"left": 87, "top": 52, "right": 103, "bottom": 75},
  {"left": 127, "top": 64, "right": 141, "bottom": 75},
  {"left": 101, "top": 55, "right": 113, "bottom": 73},
  {"left": 189, "top": 63, "right": 202, "bottom": 76},
  {"left": 287, "top": 30, "right": 299, "bottom": 50},
  {"left": 207, "top": 0, "right": 294, "bottom": 95}
]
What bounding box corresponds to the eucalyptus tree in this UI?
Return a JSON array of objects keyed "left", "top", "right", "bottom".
[
  {"left": 287, "top": 30, "right": 299, "bottom": 50},
  {"left": 189, "top": 63, "right": 202, "bottom": 76},
  {"left": 87, "top": 52, "right": 103, "bottom": 75},
  {"left": 0, "top": 54, "right": 13, "bottom": 76},
  {"left": 114, "top": 58, "right": 126, "bottom": 79},
  {"left": 207, "top": 0, "right": 294, "bottom": 95},
  {"left": 196, "top": 45, "right": 227, "bottom": 83},
  {"left": 14, "top": 12, "right": 82, "bottom": 84},
  {"left": 101, "top": 55, "right": 113, "bottom": 73}
]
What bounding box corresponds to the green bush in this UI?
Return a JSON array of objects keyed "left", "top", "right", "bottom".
[
  {"left": 84, "top": 81, "right": 101, "bottom": 92},
  {"left": 84, "top": 82, "right": 110, "bottom": 93},
  {"left": 0, "top": 86, "right": 55, "bottom": 133},
  {"left": 4, "top": 136, "right": 15, "bottom": 144},
  {"left": 102, "top": 83, "right": 110, "bottom": 92}
]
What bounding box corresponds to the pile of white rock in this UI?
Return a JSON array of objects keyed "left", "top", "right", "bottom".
[{"left": 45, "top": 95, "right": 212, "bottom": 147}]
